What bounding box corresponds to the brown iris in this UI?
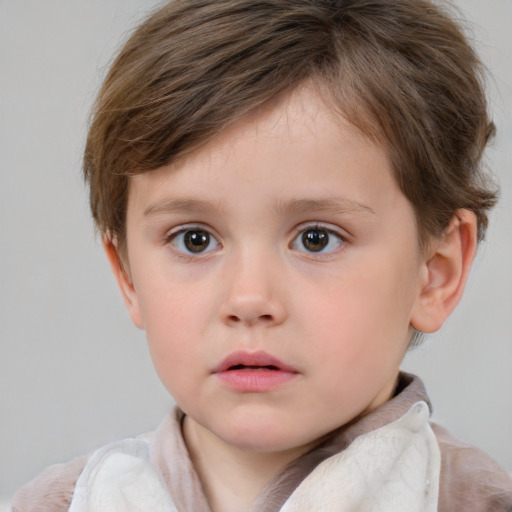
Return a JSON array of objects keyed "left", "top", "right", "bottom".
[
  {"left": 302, "top": 228, "right": 329, "bottom": 252},
  {"left": 184, "top": 230, "right": 210, "bottom": 252}
]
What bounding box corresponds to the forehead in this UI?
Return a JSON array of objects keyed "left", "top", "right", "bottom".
[{"left": 127, "top": 85, "right": 404, "bottom": 223}]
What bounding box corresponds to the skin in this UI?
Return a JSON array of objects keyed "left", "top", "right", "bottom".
[{"left": 106, "top": 85, "right": 477, "bottom": 512}]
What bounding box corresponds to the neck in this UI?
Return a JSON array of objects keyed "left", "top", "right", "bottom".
[{"left": 182, "top": 416, "right": 310, "bottom": 512}]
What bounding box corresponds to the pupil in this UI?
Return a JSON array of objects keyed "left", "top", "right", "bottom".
[
  {"left": 184, "top": 230, "right": 210, "bottom": 252},
  {"left": 302, "top": 229, "right": 328, "bottom": 252}
]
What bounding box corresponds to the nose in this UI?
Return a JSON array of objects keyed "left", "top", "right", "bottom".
[{"left": 219, "top": 251, "right": 287, "bottom": 327}]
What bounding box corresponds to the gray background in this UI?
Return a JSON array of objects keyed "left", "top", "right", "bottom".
[{"left": 1, "top": 0, "right": 511, "bottom": 502}]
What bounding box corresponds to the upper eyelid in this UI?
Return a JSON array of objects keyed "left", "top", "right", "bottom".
[
  {"left": 166, "top": 225, "right": 221, "bottom": 258},
  {"left": 162, "top": 222, "right": 348, "bottom": 246},
  {"left": 162, "top": 225, "right": 222, "bottom": 258},
  {"left": 292, "top": 222, "right": 348, "bottom": 239},
  {"left": 289, "top": 223, "right": 348, "bottom": 257},
  {"left": 164, "top": 223, "right": 219, "bottom": 240}
]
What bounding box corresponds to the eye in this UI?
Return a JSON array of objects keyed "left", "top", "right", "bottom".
[
  {"left": 292, "top": 226, "right": 344, "bottom": 254},
  {"left": 170, "top": 228, "right": 220, "bottom": 255}
]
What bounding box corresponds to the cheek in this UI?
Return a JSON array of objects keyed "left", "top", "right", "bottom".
[
  {"left": 132, "top": 254, "right": 212, "bottom": 331},
  {"left": 298, "top": 258, "right": 417, "bottom": 358},
  {"left": 141, "top": 290, "right": 204, "bottom": 351},
  {"left": 132, "top": 274, "right": 209, "bottom": 377},
  {"left": 142, "top": 299, "right": 206, "bottom": 401}
]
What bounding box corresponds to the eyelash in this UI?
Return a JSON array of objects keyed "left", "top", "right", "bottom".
[
  {"left": 164, "top": 223, "right": 347, "bottom": 259},
  {"left": 290, "top": 223, "right": 346, "bottom": 256},
  {"left": 165, "top": 224, "right": 221, "bottom": 259}
]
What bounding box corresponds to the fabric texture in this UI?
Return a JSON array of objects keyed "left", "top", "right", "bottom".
[
  {"left": 10, "top": 373, "right": 512, "bottom": 512},
  {"left": 58, "top": 401, "right": 441, "bottom": 512},
  {"left": 67, "top": 439, "right": 178, "bottom": 512},
  {"left": 279, "top": 401, "right": 440, "bottom": 512}
]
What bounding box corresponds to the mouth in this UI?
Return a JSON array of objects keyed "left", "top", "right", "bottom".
[
  {"left": 228, "top": 363, "right": 279, "bottom": 371},
  {"left": 213, "top": 351, "right": 296, "bottom": 374},
  {"left": 213, "top": 351, "right": 298, "bottom": 392}
]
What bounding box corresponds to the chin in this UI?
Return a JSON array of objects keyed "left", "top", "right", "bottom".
[{"left": 215, "top": 417, "right": 315, "bottom": 454}]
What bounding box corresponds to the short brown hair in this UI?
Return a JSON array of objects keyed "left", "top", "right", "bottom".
[{"left": 84, "top": 0, "right": 498, "bottom": 247}]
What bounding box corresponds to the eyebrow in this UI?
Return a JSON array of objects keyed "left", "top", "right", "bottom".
[
  {"left": 274, "top": 197, "right": 376, "bottom": 217},
  {"left": 143, "top": 198, "right": 226, "bottom": 217},
  {"left": 143, "top": 196, "right": 376, "bottom": 218}
]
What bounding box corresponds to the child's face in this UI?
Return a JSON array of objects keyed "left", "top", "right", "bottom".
[{"left": 120, "top": 85, "right": 428, "bottom": 455}]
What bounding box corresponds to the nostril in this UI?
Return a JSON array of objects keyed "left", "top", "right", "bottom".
[{"left": 226, "top": 313, "right": 273, "bottom": 324}]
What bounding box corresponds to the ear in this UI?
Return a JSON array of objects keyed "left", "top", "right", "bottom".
[
  {"left": 411, "top": 209, "right": 478, "bottom": 333},
  {"left": 103, "top": 237, "right": 144, "bottom": 329}
]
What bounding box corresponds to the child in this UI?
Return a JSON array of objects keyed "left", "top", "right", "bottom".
[{"left": 10, "top": 0, "right": 512, "bottom": 510}]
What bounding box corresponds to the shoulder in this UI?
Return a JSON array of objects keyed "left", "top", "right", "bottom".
[
  {"left": 10, "top": 454, "right": 88, "bottom": 512},
  {"left": 431, "top": 422, "right": 512, "bottom": 512},
  {"left": 8, "top": 410, "right": 179, "bottom": 512}
]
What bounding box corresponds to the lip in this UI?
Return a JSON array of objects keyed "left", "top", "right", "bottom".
[{"left": 213, "top": 350, "right": 298, "bottom": 392}]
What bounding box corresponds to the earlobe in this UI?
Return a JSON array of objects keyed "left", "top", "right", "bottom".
[
  {"left": 411, "top": 210, "right": 477, "bottom": 333},
  {"left": 102, "top": 237, "right": 144, "bottom": 329}
]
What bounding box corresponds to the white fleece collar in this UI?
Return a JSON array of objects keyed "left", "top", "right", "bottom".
[
  {"left": 68, "top": 439, "right": 178, "bottom": 512},
  {"left": 280, "top": 401, "right": 440, "bottom": 511},
  {"left": 68, "top": 401, "right": 440, "bottom": 512}
]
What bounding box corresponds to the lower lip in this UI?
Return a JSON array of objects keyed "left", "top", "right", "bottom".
[{"left": 215, "top": 369, "right": 297, "bottom": 392}]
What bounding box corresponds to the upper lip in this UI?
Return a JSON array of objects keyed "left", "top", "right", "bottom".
[{"left": 213, "top": 350, "right": 298, "bottom": 373}]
